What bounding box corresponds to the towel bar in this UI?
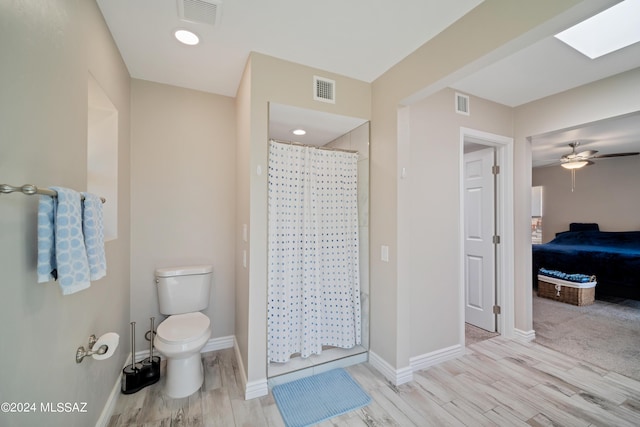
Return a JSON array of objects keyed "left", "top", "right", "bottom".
[{"left": 0, "top": 184, "right": 105, "bottom": 203}]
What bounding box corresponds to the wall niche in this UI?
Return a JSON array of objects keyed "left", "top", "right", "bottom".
[{"left": 88, "top": 73, "right": 118, "bottom": 241}]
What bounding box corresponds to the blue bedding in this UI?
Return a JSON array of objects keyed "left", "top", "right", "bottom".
[{"left": 532, "top": 230, "right": 640, "bottom": 300}]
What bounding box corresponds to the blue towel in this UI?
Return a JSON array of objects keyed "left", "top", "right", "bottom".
[
  {"left": 37, "top": 187, "right": 92, "bottom": 295},
  {"left": 37, "top": 195, "right": 56, "bottom": 283},
  {"left": 52, "top": 187, "right": 91, "bottom": 294},
  {"left": 539, "top": 268, "right": 595, "bottom": 283},
  {"left": 81, "top": 192, "right": 107, "bottom": 280}
]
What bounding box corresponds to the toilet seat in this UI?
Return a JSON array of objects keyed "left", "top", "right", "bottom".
[{"left": 157, "top": 312, "right": 210, "bottom": 345}]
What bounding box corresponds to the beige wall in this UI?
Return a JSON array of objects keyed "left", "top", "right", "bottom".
[
  {"left": 405, "top": 89, "right": 513, "bottom": 357},
  {"left": 370, "top": 0, "right": 584, "bottom": 371},
  {"left": 235, "top": 57, "right": 253, "bottom": 377},
  {"left": 533, "top": 156, "right": 640, "bottom": 241},
  {"left": 130, "top": 79, "right": 236, "bottom": 350},
  {"left": 0, "top": 1, "right": 131, "bottom": 426},
  {"left": 235, "top": 52, "right": 371, "bottom": 389}
]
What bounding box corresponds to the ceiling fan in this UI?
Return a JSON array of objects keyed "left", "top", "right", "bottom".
[
  {"left": 557, "top": 141, "right": 639, "bottom": 191},
  {"left": 560, "top": 141, "right": 639, "bottom": 170}
]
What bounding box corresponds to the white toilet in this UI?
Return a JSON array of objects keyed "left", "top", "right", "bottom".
[{"left": 154, "top": 265, "right": 213, "bottom": 398}]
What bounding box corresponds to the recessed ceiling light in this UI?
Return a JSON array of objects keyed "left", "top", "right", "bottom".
[
  {"left": 554, "top": 0, "right": 640, "bottom": 59},
  {"left": 174, "top": 29, "right": 200, "bottom": 46},
  {"left": 292, "top": 129, "right": 306, "bottom": 136}
]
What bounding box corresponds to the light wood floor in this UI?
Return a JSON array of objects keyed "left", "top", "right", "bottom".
[{"left": 108, "top": 337, "right": 640, "bottom": 426}]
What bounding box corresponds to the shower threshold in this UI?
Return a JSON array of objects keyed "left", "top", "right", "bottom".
[{"left": 267, "top": 345, "right": 367, "bottom": 387}]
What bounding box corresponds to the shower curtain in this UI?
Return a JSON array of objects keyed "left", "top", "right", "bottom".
[{"left": 268, "top": 140, "right": 361, "bottom": 364}]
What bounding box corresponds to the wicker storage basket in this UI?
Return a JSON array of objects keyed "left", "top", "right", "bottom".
[{"left": 537, "top": 275, "right": 596, "bottom": 306}]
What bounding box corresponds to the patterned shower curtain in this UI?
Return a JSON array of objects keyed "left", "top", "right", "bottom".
[{"left": 267, "top": 140, "right": 361, "bottom": 364}]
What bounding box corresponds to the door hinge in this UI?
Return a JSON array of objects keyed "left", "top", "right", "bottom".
[
  {"left": 492, "top": 165, "right": 500, "bottom": 175},
  {"left": 493, "top": 305, "right": 501, "bottom": 315},
  {"left": 493, "top": 235, "right": 501, "bottom": 244}
]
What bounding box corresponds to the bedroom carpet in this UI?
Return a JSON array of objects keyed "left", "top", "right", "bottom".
[
  {"left": 533, "top": 292, "right": 640, "bottom": 381},
  {"left": 465, "top": 323, "right": 499, "bottom": 345}
]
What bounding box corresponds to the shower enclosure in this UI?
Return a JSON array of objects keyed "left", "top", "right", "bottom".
[{"left": 267, "top": 104, "right": 369, "bottom": 380}]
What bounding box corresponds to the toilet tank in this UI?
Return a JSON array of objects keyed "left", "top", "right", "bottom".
[{"left": 155, "top": 265, "right": 213, "bottom": 315}]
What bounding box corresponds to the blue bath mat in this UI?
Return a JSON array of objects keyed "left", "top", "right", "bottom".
[{"left": 272, "top": 368, "right": 372, "bottom": 427}]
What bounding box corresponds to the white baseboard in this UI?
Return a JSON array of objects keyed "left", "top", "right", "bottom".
[
  {"left": 368, "top": 344, "right": 465, "bottom": 388},
  {"left": 95, "top": 353, "right": 131, "bottom": 427},
  {"left": 245, "top": 378, "right": 269, "bottom": 400},
  {"left": 202, "top": 335, "right": 235, "bottom": 353},
  {"left": 409, "top": 344, "right": 464, "bottom": 372},
  {"left": 233, "top": 338, "right": 269, "bottom": 400},
  {"left": 368, "top": 351, "right": 413, "bottom": 386},
  {"left": 513, "top": 328, "right": 536, "bottom": 343},
  {"left": 233, "top": 337, "right": 248, "bottom": 396}
]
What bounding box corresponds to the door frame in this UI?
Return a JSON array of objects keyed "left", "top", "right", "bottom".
[{"left": 459, "top": 127, "right": 514, "bottom": 344}]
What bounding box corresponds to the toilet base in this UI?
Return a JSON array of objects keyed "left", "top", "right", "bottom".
[{"left": 164, "top": 352, "right": 204, "bottom": 398}]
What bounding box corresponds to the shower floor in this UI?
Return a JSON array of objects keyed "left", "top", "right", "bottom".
[{"left": 267, "top": 345, "right": 367, "bottom": 384}]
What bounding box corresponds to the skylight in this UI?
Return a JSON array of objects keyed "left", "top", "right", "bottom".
[{"left": 554, "top": 0, "right": 640, "bottom": 59}]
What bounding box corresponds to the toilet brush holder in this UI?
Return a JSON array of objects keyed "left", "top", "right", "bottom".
[
  {"left": 141, "top": 317, "right": 160, "bottom": 386},
  {"left": 121, "top": 320, "right": 161, "bottom": 394}
]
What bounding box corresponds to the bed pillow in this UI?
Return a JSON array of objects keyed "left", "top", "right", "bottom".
[{"left": 569, "top": 223, "right": 599, "bottom": 232}]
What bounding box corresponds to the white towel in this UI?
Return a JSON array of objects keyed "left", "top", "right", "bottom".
[
  {"left": 50, "top": 187, "right": 91, "bottom": 295},
  {"left": 37, "top": 195, "right": 56, "bottom": 283},
  {"left": 81, "top": 192, "right": 107, "bottom": 280}
]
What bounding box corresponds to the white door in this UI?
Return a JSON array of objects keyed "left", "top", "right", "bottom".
[{"left": 464, "top": 147, "right": 496, "bottom": 332}]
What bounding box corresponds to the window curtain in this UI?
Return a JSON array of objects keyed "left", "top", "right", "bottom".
[{"left": 267, "top": 140, "right": 361, "bottom": 364}]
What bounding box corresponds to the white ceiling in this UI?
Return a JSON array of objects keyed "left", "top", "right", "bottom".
[
  {"left": 530, "top": 112, "right": 640, "bottom": 168},
  {"left": 451, "top": 36, "right": 640, "bottom": 108},
  {"left": 96, "top": 0, "right": 640, "bottom": 164},
  {"left": 269, "top": 103, "right": 367, "bottom": 146},
  {"left": 96, "top": 0, "right": 482, "bottom": 97}
]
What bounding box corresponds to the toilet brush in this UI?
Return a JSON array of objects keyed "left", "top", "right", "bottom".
[
  {"left": 121, "top": 322, "right": 142, "bottom": 394},
  {"left": 142, "top": 317, "right": 161, "bottom": 384},
  {"left": 149, "top": 317, "right": 154, "bottom": 360},
  {"left": 131, "top": 321, "right": 137, "bottom": 369},
  {"left": 121, "top": 320, "right": 160, "bottom": 394}
]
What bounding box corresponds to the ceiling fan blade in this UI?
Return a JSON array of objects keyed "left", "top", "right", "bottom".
[
  {"left": 592, "top": 152, "right": 640, "bottom": 158},
  {"left": 536, "top": 160, "right": 561, "bottom": 168},
  {"left": 555, "top": 143, "right": 638, "bottom": 165},
  {"left": 577, "top": 150, "right": 598, "bottom": 157}
]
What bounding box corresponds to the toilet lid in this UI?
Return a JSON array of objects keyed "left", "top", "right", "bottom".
[{"left": 157, "top": 312, "right": 210, "bottom": 344}]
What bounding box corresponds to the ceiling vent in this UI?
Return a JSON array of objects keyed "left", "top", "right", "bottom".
[
  {"left": 455, "top": 92, "right": 470, "bottom": 116},
  {"left": 178, "top": 0, "right": 223, "bottom": 26},
  {"left": 313, "top": 76, "right": 335, "bottom": 104}
]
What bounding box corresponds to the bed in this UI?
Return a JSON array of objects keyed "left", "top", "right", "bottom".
[{"left": 532, "top": 224, "right": 640, "bottom": 300}]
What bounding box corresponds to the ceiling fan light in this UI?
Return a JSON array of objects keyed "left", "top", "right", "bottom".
[{"left": 561, "top": 160, "right": 588, "bottom": 169}]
